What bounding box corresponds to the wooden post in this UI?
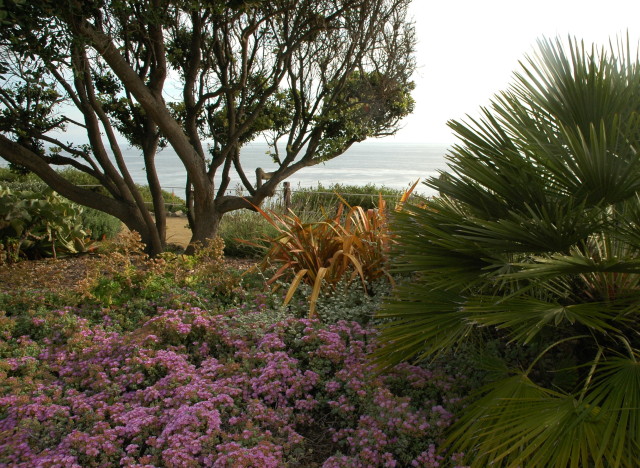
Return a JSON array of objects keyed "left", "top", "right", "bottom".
[
  {"left": 256, "top": 168, "right": 264, "bottom": 188},
  {"left": 283, "top": 182, "right": 291, "bottom": 212}
]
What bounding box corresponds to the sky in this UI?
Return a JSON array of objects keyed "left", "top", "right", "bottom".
[
  {"left": 38, "top": 0, "right": 640, "bottom": 148},
  {"left": 388, "top": 0, "right": 640, "bottom": 144}
]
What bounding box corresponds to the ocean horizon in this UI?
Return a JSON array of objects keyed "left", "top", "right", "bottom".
[
  {"left": 122, "top": 141, "right": 452, "bottom": 197},
  {"left": 0, "top": 141, "right": 454, "bottom": 197}
]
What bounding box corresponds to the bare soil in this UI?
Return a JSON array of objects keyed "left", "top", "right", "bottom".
[{"left": 164, "top": 216, "right": 192, "bottom": 249}]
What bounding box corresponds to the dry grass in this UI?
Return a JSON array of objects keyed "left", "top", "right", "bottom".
[{"left": 0, "top": 255, "right": 100, "bottom": 294}]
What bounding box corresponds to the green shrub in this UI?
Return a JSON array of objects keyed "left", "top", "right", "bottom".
[
  {"left": 285, "top": 277, "right": 393, "bottom": 324},
  {"left": 0, "top": 172, "right": 121, "bottom": 241},
  {"left": 80, "top": 207, "right": 122, "bottom": 240},
  {"left": 0, "top": 186, "right": 90, "bottom": 262},
  {"left": 135, "top": 184, "right": 186, "bottom": 213},
  {"left": 83, "top": 231, "right": 242, "bottom": 308},
  {"left": 56, "top": 168, "right": 105, "bottom": 192},
  {"left": 290, "top": 183, "right": 405, "bottom": 214},
  {"left": 0, "top": 167, "right": 28, "bottom": 183},
  {"left": 218, "top": 210, "right": 278, "bottom": 257},
  {"left": 0, "top": 169, "right": 46, "bottom": 192},
  {"left": 57, "top": 168, "right": 186, "bottom": 213}
]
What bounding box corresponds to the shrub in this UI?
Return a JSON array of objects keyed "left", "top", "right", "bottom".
[
  {"left": 285, "top": 277, "right": 393, "bottom": 325},
  {"left": 55, "top": 168, "right": 186, "bottom": 212},
  {"left": 0, "top": 169, "right": 121, "bottom": 240},
  {"left": 218, "top": 210, "right": 278, "bottom": 258},
  {"left": 0, "top": 305, "right": 471, "bottom": 466},
  {"left": 0, "top": 167, "right": 21, "bottom": 183},
  {"left": 56, "top": 168, "right": 106, "bottom": 193},
  {"left": 0, "top": 186, "right": 90, "bottom": 262},
  {"left": 377, "top": 37, "right": 640, "bottom": 466},
  {"left": 0, "top": 168, "right": 188, "bottom": 234},
  {"left": 79, "top": 207, "right": 122, "bottom": 240},
  {"left": 0, "top": 171, "right": 48, "bottom": 193},
  {"left": 80, "top": 231, "right": 242, "bottom": 308},
  {"left": 135, "top": 184, "right": 186, "bottom": 213},
  {"left": 290, "top": 182, "right": 406, "bottom": 214},
  {"left": 255, "top": 197, "right": 394, "bottom": 317}
]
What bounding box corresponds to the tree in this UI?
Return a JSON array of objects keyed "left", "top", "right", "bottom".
[
  {"left": 375, "top": 37, "right": 640, "bottom": 466},
  {"left": 0, "top": 0, "right": 415, "bottom": 254}
]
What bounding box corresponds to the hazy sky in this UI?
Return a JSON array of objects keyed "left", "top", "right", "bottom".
[
  {"left": 44, "top": 1, "right": 640, "bottom": 147},
  {"left": 388, "top": 0, "right": 640, "bottom": 144}
]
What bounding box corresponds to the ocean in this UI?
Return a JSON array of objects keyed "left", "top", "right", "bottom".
[{"left": 121, "top": 141, "right": 451, "bottom": 197}]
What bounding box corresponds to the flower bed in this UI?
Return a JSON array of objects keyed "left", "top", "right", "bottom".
[{"left": 0, "top": 304, "right": 469, "bottom": 467}]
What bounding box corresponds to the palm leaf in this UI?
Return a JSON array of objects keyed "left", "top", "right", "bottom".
[
  {"left": 449, "top": 373, "right": 612, "bottom": 467},
  {"left": 377, "top": 35, "right": 640, "bottom": 465},
  {"left": 584, "top": 350, "right": 640, "bottom": 466},
  {"left": 463, "top": 295, "right": 625, "bottom": 342},
  {"left": 375, "top": 285, "right": 472, "bottom": 367}
]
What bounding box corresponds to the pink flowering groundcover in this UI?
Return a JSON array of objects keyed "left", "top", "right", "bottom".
[{"left": 1, "top": 304, "right": 470, "bottom": 467}]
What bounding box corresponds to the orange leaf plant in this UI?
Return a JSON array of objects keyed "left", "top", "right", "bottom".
[{"left": 251, "top": 181, "right": 418, "bottom": 318}]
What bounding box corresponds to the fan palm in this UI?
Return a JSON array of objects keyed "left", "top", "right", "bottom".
[{"left": 376, "top": 36, "right": 640, "bottom": 467}]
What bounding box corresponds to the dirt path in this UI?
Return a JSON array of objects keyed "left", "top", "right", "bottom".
[{"left": 165, "top": 216, "right": 191, "bottom": 248}]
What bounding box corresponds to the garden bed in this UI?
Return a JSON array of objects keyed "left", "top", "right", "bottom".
[{"left": 0, "top": 243, "right": 473, "bottom": 467}]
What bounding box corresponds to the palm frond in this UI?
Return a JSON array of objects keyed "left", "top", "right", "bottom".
[
  {"left": 449, "top": 373, "right": 617, "bottom": 467},
  {"left": 374, "top": 285, "right": 472, "bottom": 367},
  {"left": 584, "top": 350, "right": 640, "bottom": 465},
  {"left": 464, "top": 296, "right": 624, "bottom": 342},
  {"left": 378, "top": 35, "right": 640, "bottom": 464}
]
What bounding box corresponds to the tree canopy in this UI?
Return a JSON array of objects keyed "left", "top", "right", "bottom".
[{"left": 0, "top": 0, "right": 415, "bottom": 254}]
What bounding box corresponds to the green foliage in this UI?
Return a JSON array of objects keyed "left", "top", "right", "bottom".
[
  {"left": 0, "top": 290, "right": 73, "bottom": 319},
  {"left": 0, "top": 168, "right": 46, "bottom": 191},
  {"left": 290, "top": 183, "right": 406, "bottom": 214},
  {"left": 56, "top": 167, "right": 104, "bottom": 189},
  {"left": 287, "top": 277, "right": 393, "bottom": 324},
  {"left": 134, "top": 184, "right": 186, "bottom": 213},
  {"left": 0, "top": 186, "right": 90, "bottom": 262},
  {"left": 79, "top": 207, "right": 121, "bottom": 240},
  {"left": 42, "top": 168, "right": 185, "bottom": 213},
  {"left": 0, "top": 167, "right": 22, "bottom": 182},
  {"left": 82, "top": 231, "right": 242, "bottom": 308},
  {"left": 218, "top": 210, "right": 278, "bottom": 258},
  {"left": 316, "top": 71, "right": 415, "bottom": 159},
  {"left": 0, "top": 168, "right": 104, "bottom": 194},
  {"left": 0, "top": 77, "right": 63, "bottom": 158},
  {"left": 376, "top": 37, "right": 640, "bottom": 467},
  {"left": 0, "top": 169, "right": 122, "bottom": 240}
]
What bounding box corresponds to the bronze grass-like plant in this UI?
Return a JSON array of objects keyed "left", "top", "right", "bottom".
[{"left": 252, "top": 192, "right": 407, "bottom": 318}]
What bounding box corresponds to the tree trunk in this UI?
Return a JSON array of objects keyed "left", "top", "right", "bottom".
[
  {"left": 121, "top": 209, "right": 165, "bottom": 257},
  {"left": 0, "top": 135, "right": 165, "bottom": 256},
  {"left": 143, "top": 140, "right": 167, "bottom": 251},
  {"left": 185, "top": 191, "right": 220, "bottom": 254},
  {"left": 185, "top": 176, "right": 195, "bottom": 231}
]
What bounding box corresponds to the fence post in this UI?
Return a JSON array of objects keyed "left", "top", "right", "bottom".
[{"left": 283, "top": 182, "right": 291, "bottom": 212}]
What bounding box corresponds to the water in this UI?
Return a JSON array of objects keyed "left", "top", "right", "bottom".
[{"left": 122, "top": 141, "right": 451, "bottom": 196}]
